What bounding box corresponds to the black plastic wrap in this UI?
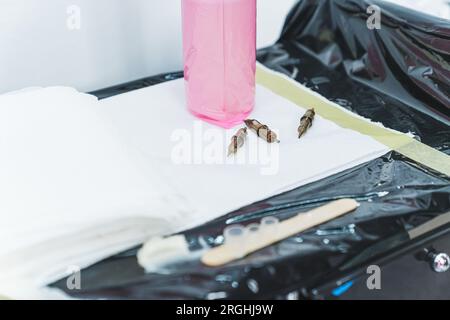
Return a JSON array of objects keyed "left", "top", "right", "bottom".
[
  {"left": 52, "top": 0, "right": 449, "bottom": 299},
  {"left": 267, "top": 0, "right": 450, "bottom": 127}
]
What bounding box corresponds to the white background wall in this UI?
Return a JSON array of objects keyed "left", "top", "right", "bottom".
[{"left": 0, "top": 0, "right": 297, "bottom": 94}]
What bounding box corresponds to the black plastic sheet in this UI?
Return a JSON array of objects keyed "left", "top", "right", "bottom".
[
  {"left": 266, "top": 0, "right": 450, "bottom": 127},
  {"left": 52, "top": 0, "right": 449, "bottom": 299}
]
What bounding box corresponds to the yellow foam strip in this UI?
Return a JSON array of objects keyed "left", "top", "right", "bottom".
[{"left": 256, "top": 64, "right": 450, "bottom": 177}]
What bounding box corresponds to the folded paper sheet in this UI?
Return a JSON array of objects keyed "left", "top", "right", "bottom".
[{"left": 0, "top": 76, "right": 393, "bottom": 298}]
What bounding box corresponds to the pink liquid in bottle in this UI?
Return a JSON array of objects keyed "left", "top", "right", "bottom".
[{"left": 182, "top": 0, "right": 257, "bottom": 128}]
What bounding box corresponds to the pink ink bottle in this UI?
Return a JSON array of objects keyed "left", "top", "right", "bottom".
[{"left": 182, "top": 0, "right": 257, "bottom": 128}]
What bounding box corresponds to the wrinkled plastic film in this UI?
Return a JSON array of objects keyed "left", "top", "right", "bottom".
[{"left": 182, "top": 0, "right": 257, "bottom": 128}]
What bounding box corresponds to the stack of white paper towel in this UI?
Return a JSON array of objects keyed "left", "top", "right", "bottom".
[{"left": 0, "top": 87, "right": 191, "bottom": 297}]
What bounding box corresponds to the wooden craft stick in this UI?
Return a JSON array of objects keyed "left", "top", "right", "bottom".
[
  {"left": 201, "top": 199, "right": 359, "bottom": 267},
  {"left": 408, "top": 211, "right": 450, "bottom": 240}
]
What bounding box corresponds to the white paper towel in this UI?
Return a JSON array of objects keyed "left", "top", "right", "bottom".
[{"left": 0, "top": 87, "right": 188, "bottom": 291}]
